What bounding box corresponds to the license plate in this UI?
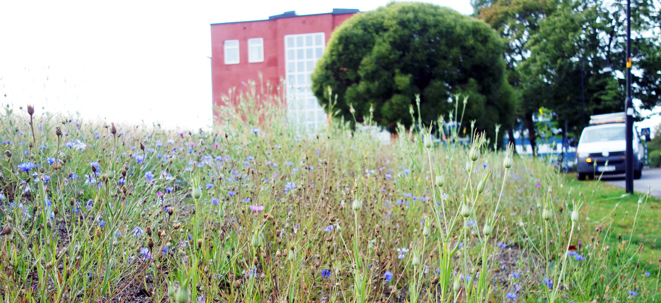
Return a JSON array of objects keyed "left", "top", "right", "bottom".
[{"left": 597, "top": 166, "right": 615, "bottom": 172}]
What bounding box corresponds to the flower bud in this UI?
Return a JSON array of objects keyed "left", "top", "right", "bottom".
[
  {"left": 571, "top": 210, "right": 579, "bottom": 222},
  {"left": 483, "top": 224, "right": 492, "bottom": 236},
  {"left": 352, "top": 199, "right": 362, "bottom": 212},
  {"left": 503, "top": 155, "right": 513, "bottom": 169},
  {"left": 469, "top": 147, "right": 479, "bottom": 162},
  {"left": 423, "top": 225, "right": 431, "bottom": 237},
  {"left": 192, "top": 187, "right": 202, "bottom": 200},
  {"left": 175, "top": 286, "right": 189, "bottom": 303},
  {"left": 424, "top": 134, "right": 433, "bottom": 149},
  {"left": 477, "top": 179, "right": 486, "bottom": 194},
  {"left": 460, "top": 204, "right": 471, "bottom": 218},
  {"left": 409, "top": 106, "right": 415, "bottom": 116},
  {"left": 542, "top": 209, "right": 552, "bottom": 221},
  {"left": 251, "top": 233, "right": 260, "bottom": 247},
  {"left": 435, "top": 175, "right": 444, "bottom": 187},
  {"left": 288, "top": 249, "right": 295, "bottom": 261},
  {"left": 368, "top": 239, "right": 376, "bottom": 250},
  {"left": 453, "top": 279, "right": 461, "bottom": 292},
  {"left": 411, "top": 255, "right": 420, "bottom": 266},
  {"left": 168, "top": 285, "right": 176, "bottom": 298}
]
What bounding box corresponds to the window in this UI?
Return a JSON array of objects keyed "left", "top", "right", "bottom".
[
  {"left": 248, "top": 38, "right": 264, "bottom": 63},
  {"left": 284, "top": 33, "right": 326, "bottom": 131},
  {"left": 224, "top": 40, "right": 239, "bottom": 64}
]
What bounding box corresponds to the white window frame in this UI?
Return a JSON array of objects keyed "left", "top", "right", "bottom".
[
  {"left": 224, "top": 40, "right": 239, "bottom": 65},
  {"left": 248, "top": 38, "right": 264, "bottom": 63}
]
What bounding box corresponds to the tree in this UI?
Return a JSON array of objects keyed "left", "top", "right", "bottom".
[
  {"left": 311, "top": 2, "right": 516, "bottom": 141},
  {"left": 476, "top": 0, "right": 661, "bottom": 154}
]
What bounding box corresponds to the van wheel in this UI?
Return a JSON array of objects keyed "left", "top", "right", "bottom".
[
  {"left": 634, "top": 169, "right": 642, "bottom": 179},
  {"left": 577, "top": 173, "right": 587, "bottom": 181}
]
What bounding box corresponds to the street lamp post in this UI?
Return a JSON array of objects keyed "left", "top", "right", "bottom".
[{"left": 625, "top": 0, "right": 634, "bottom": 194}]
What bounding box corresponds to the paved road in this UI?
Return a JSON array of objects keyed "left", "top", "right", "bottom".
[{"left": 602, "top": 167, "right": 661, "bottom": 197}]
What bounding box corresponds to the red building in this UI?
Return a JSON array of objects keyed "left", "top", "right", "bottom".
[{"left": 210, "top": 9, "right": 358, "bottom": 128}]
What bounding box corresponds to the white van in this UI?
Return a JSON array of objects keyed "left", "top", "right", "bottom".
[{"left": 576, "top": 113, "right": 644, "bottom": 180}]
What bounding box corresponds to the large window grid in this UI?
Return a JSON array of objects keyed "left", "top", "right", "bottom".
[{"left": 285, "top": 33, "right": 325, "bottom": 130}]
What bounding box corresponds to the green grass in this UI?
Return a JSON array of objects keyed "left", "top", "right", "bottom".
[
  {"left": 0, "top": 89, "right": 659, "bottom": 302},
  {"left": 565, "top": 174, "right": 661, "bottom": 271}
]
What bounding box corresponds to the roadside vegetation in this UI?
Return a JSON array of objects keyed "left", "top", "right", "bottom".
[{"left": 0, "top": 87, "right": 658, "bottom": 302}]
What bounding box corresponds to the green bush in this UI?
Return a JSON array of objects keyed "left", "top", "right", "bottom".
[{"left": 311, "top": 2, "right": 516, "bottom": 139}]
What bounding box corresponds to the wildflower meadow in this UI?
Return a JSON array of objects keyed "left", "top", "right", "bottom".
[{"left": 0, "top": 86, "right": 658, "bottom": 302}]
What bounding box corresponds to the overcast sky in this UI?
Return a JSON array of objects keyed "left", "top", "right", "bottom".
[
  {"left": 1, "top": 0, "right": 659, "bottom": 133},
  {"left": 0, "top": 0, "right": 472, "bottom": 130}
]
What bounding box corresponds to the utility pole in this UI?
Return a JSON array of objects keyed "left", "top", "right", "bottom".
[
  {"left": 580, "top": 58, "right": 585, "bottom": 129},
  {"left": 625, "top": 0, "right": 634, "bottom": 194}
]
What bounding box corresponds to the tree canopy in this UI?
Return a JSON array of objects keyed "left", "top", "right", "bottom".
[{"left": 311, "top": 2, "right": 516, "bottom": 139}]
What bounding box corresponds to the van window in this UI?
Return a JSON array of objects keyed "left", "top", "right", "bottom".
[{"left": 580, "top": 125, "right": 625, "bottom": 143}]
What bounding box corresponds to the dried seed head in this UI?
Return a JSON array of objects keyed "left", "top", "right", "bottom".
[
  {"left": 140, "top": 142, "right": 145, "bottom": 151},
  {"left": 148, "top": 237, "right": 154, "bottom": 249},
  {"left": 4, "top": 150, "right": 11, "bottom": 158},
  {"left": 2, "top": 225, "right": 11, "bottom": 235},
  {"left": 27, "top": 105, "right": 34, "bottom": 116},
  {"left": 146, "top": 227, "right": 152, "bottom": 237},
  {"left": 197, "top": 239, "right": 203, "bottom": 248},
  {"left": 111, "top": 123, "right": 117, "bottom": 135},
  {"left": 56, "top": 127, "right": 62, "bottom": 137}
]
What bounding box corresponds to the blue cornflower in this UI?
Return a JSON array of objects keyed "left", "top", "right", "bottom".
[
  {"left": 543, "top": 277, "right": 553, "bottom": 289},
  {"left": 18, "top": 162, "right": 35, "bottom": 172},
  {"left": 629, "top": 291, "right": 637, "bottom": 297},
  {"left": 206, "top": 183, "right": 214, "bottom": 189},
  {"left": 47, "top": 157, "right": 55, "bottom": 164},
  {"left": 132, "top": 227, "right": 145, "bottom": 237},
  {"left": 228, "top": 191, "right": 236, "bottom": 197},
  {"left": 84, "top": 176, "right": 96, "bottom": 185},
  {"left": 0, "top": 194, "right": 4, "bottom": 200},
  {"left": 144, "top": 171, "right": 154, "bottom": 182},
  {"left": 384, "top": 271, "right": 393, "bottom": 282},
  {"left": 118, "top": 178, "right": 125, "bottom": 185},
  {"left": 396, "top": 248, "right": 409, "bottom": 259},
  {"left": 115, "top": 232, "right": 122, "bottom": 237},
  {"left": 90, "top": 161, "right": 101, "bottom": 169},
  {"left": 246, "top": 156, "right": 254, "bottom": 161},
  {"left": 99, "top": 220, "right": 106, "bottom": 227},
  {"left": 155, "top": 141, "right": 162, "bottom": 147},
  {"left": 43, "top": 175, "right": 50, "bottom": 183},
  {"left": 252, "top": 128, "right": 259, "bottom": 134},
  {"left": 44, "top": 198, "right": 52, "bottom": 207},
  {"left": 506, "top": 292, "right": 516, "bottom": 299},
  {"left": 385, "top": 174, "right": 392, "bottom": 179},
  {"left": 567, "top": 251, "right": 577, "bottom": 256},
  {"left": 466, "top": 220, "right": 475, "bottom": 227},
  {"left": 309, "top": 166, "right": 314, "bottom": 171},
  {"left": 574, "top": 254, "right": 585, "bottom": 261},
  {"left": 498, "top": 242, "right": 507, "bottom": 249},
  {"left": 212, "top": 198, "right": 220, "bottom": 205},
  {"left": 135, "top": 155, "right": 144, "bottom": 163},
  {"left": 321, "top": 269, "right": 331, "bottom": 278},
  {"left": 70, "top": 173, "right": 79, "bottom": 180},
  {"left": 645, "top": 272, "right": 651, "bottom": 277},
  {"left": 139, "top": 247, "right": 152, "bottom": 260},
  {"left": 323, "top": 225, "right": 334, "bottom": 232},
  {"left": 512, "top": 273, "right": 521, "bottom": 278},
  {"left": 403, "top": 169, "right": 411, "bottom": 174},
  {"left": 166, "top": 186, "right": 173, "bottom": 193}
]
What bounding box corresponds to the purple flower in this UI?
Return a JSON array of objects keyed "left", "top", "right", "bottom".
[
  {"left": 535, "top": 184, "right": 541, "bottom": 189},
  {"left": 396, "top": 248, "right": 409, "bottom": 259},
  {"left": 139, "top": 247, "right": 152, "bottom": 260},
  {"left": 250, "top": 205, "right": 264, "bottom": 212},
  {"left": 132, "top": 227, "right": 145, "bottom": 237},
  {"left": 144, "top": 171, "right": 154, "bottom": 182},
  {"left": 543, "top": 277, "right": 553, "bottom": 289},
  {"left": 384, "top": 271, "right": 393, "bottom": 282},
  {"left": 323, "top": 225, "right": 334, "bottom": 232},
  {"left": 212, "top": 198, "right": 220, "bottom": 205},
  {"left": 321, "top": 269, "right": 331, "bottom": 278}
]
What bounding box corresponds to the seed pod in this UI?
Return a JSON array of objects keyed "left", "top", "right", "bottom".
[
  {"left": 435, "top": 175, "right": 444, "bottom": 187},
  {"left": 192, "top": 187, "right": 202, "bottom": 200},
  {"left": 175, "top": 286, "right": 189, "bottom": 303},
  {"left": 469, "top": 147, "right": 479, "bottom": 162},
  {"left": 2, "top": 225, "right": 11, "bottom": 235},
  {"left": 477, "top": 179, "right": 486, "bottom": 194},
  {"left": 168, "top": 285, "right": 176, "bottom": 298},
  {"left": 571, "top": 210, "right": 579, "bottom": 222},
  {"left": 460, "top": 204, "right": 471, "bottom": 218},
  {"left": 483, "top": 224, "right": 492, "bottom": 236},
  {"left": 424, "top": 133, "right": 433, "bottom": 149},
  {"left": 352, "top": 199, "right": 362, "bottom": 212},
  {"left": 411, "top": 255, "right": 420, "bottom": 266},
  {"left": 542, "top": 209, "right": 552, "bottom": 221},
  {"left": 423, "top": 225, "right": 431, "bottom": 237},
  {"left": 453, "top": 279, "right": 461, "bottom": 292},
  {"left": 503, "top": 155, "right": 513, "bottom": 169}
]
